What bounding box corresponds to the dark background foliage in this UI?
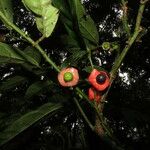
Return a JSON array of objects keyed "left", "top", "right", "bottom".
[{"left": 0, "top": 0, "right": 150, "bottom": 150}]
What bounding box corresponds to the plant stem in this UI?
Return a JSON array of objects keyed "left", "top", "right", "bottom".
[
  {"left": 0, "top": 12, "right": 60, "bottom": 72},
  {"left": 110, "top": 30, "right": 139, "bottom": 81},
  {"left": 35, "top": 44, "right": 60, "bottom": 72},
  {"left": 95, "top": 1, "right": 148, "bottom": 148},
  {"left": 75, "top": 87, "right": 95, "bottom": 108},
  {"left": 121, "top": 0, "right": 131, "bottom": 38},
  {"left": 34, "top": 35, "right": 46, "bottom": 45},
  {"left": 75, "top": 87, "right": 119, "bottom": 145},
  {"left": 87, "top": 47, "right": 94, "bottom": 69},
  {"left": 0, "top": 9, "right": 99, "bottom": 137},
  {"left": 135, "top": 0, "right": 147, "bottom": 32},
  {"left": 100, "top": 0, "right": 147, "bottom": 105},
  {"left": 94, "top": 106, "right": 112, "bottom": 137},
  {"left": 88, "top": 52, "right": 94, "bottom": 68},
  {"left": 110, "top": 0, "right": 146, "bottom": 83},
  {"left": 74, "top": 97, "right": 124, "bottom": 150},
  {"left": 74, "top": 98, "right": 95, "bottom": 131},
  {"left": 94, "top": 113, "right": 124, "bottom": 150},
  {"left": 75, "top": 87, "right": 112, "bottom": 135},
  {"left": 0, "top": 10, "right": 97, "bottom": 129}
]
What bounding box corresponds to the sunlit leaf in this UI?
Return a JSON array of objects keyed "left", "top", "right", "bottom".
[
  {"left": 22, "top": 0, "right": 59, "bottom": 37},
  {"left": 22, "top": 0, "right": 50, "bottom": 15},
  {"left": 0, "top": 0, "right": 13, "bottom": 29},
  {"left": 0, "top": 102, "right": 63, "bottom": 146},
  {"left": 36, "top": 5, "right": 59, "bottom": 37}
]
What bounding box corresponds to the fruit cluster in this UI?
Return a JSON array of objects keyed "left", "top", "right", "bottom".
[
  {"left": 58, "top": 67, "right": 110, "bottom": 103},
  {"left": 88, "top": 69, "right": 110, "bottom": 102}
]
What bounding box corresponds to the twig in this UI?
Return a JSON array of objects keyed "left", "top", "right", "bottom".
[
  {"left": 94, "top": 0, "right": 148, "bottom": 148},
  {"left": 121, "top": 0, "right": 131, "bottom": 38},
  {"left": 88, "top": 51, "right": 94, "bottom": 69},
  {"left": 135, "top": 0, "right": 147, "bottom": 32},
  {"left": 75, "top": 87, "right": 95, "bottom": 108},
  {"left": 74, "top": 98, "right": 124, "bottom": 150},
  {"left": 94, "top": 114, "right": 124, "bottom": 150},
  {"left": 87, "top": 47, "right": 94, "bottom": 69},
  {"left": 94, "top": 106, "right": 112, "bottom": 136},
  {"left": 0, "top": 12, "right": 60, "bottom": 72},
  {"left": 74, "top": 98, "right": 95, "bottom": 131},
  {"left": 100, "top": 0, "right": 147, "bottom": 106},
  {"left": 0, "top": 10, "right": 99, "bottom": 130},
  {"left": 34, "top": 35, "right": 45, "bottom": 46},
  {"left": 110, "top": 0, "right": 146, "bottom": 82}
]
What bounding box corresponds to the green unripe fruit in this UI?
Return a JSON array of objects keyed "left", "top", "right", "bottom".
[
  {"left": 64, "top": 72, "right": 73, "bottom": 82},
  {"left": 102, "top": 42, "right": 110, "bottom": 50}
]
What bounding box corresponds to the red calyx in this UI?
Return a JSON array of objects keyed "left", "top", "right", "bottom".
[
  {"left": 88, "top": 87, "right": 101, "bottom": 102},
  {"left": 88, "top": 69, "right": 110, "bottom": 91}
]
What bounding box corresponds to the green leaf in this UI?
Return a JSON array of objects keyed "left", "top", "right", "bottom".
[
  {"left": 0, "top": 102, "right": 62, "bottom": 146},
  {"left": 25, "top": 80, "right": 53, "bottom": 99},
  {"left": 0, "top": 42, "right": 40, "bottom": 67},
  {"left": 52, "top": 0, "right": 81, "bottom": 49},
  {"left": 71, "top": 0, "right": 99, "bottom": 44},
  {"left": 14, "top": 48, "right": 40, "bottom": 67},
  {"left": 50, "top": 94, "right": 69, "bottom": 103},
  {"left": 22, "top": 0, "right": 59, "bottom": 37},
  {"left": 61, "top": 51, "right": 87, "bottom": 67},
  {"left": 36, "top": 5, "right": 59, "bottom": 37},
  {"left": 60, "top": 34, "right": 79, "bottom": 50},
  {"left": 52, "top": 0, "right": 71, "bottom": 20},
  {"left": 0, "top": 76, "right": 27, "bottom": 92},
  {"left": 22, "top": 0, "right": 50, "bottom": 15},
  {"left": 83, "top": 66, "right": 105, "bottom": 73},
  {"left": 0, "top": 42, "right": 25, "bottom": 64},
  {"left": 0, "top": 0, "right": 13, "bottom": 28},
  {"left": 24, "top": 46, "right": 41, "bottom": 64},
  {"left": 0, "top": 113, "right": 21, "bottom": 133},
  {"left": 53, "top": 0, "right": 99, "bottom": 50}
]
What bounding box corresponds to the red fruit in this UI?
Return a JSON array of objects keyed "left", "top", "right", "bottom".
[
  {"left": 58, "top": 67, "right": 79, "bottom": 87},
  {"left": 88, "top": 87, "right": 101, "bottom": 102},
  {"left": 88, "top": 69, "right": 110, "bottom": 91}
]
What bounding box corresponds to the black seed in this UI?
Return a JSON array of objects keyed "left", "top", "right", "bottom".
[{"left": 96, "top": 73, "right": 106, "bottom": 84}]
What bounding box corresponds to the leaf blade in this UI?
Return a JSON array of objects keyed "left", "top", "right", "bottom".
[
  {"left": 25, "top": 80, "right": 53, "bottom": 99},
  {"left": 0, "top": 76, "right": 27, "bottom": 92},
  {"left": 0, "top": 42, "right": 40, "bottom": 67},
  {"left": 72, "top": 0, "right": 99, "bottom": 45},
  {"left": 0, "top": 42, "right": 24, "bottom": 64},
  {"left": 36, "top": 5, "right": 59, "bottom": 37},
  {"left": 0, "top": 102, "right": 62, "bottom": 146},
  {"left": 0, "top": 0, "right": 13, "bottom": 28},
  {"left": 22, "top": 0, "right": 59, "bottom": 37}
]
